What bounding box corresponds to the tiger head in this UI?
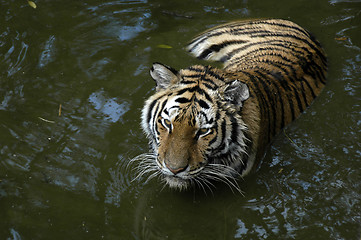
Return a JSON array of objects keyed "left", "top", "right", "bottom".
[{"left": 138, "top": 63, "right": 251, "bottom": 191}]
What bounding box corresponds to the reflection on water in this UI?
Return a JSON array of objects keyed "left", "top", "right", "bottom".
[
  {"left": 89, "top": 90, "right": 130, "bottom": 123},
  {"left": 105, "top": 156, "right": 135, "bottom": 207},
  {"left": 38, "top": 35, "right": 56, "bottom": 68},
  {"left": 1, "top": 32, "right": 28, "bottom": 77},
  {"left": 0, "top": 0, "right": 360, "bottom": 239}
]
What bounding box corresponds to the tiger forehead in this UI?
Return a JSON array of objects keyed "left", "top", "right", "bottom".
[
  {"left": 179, "top": 65, "right": 226, "bottom": 87},
  {"left": 163, "top": 93, "right": 215, "bottom": 127}
]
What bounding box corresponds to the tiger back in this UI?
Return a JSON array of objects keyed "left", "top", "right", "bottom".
[{"left": 135, "top": 19, "right": 327, "bottom": 191}]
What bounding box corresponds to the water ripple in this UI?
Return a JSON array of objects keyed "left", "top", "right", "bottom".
[
  {"left": 89, "top": 90, "right": 130, "bottom": 123},
  {"left": 1, "top": 31, "right": 28, "bottom": 77},
  {"left": 38, "top": 35, "right": 56, "bottom": 68}
]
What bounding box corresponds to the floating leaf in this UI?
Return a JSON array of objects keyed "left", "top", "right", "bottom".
[
  {"left": 28, "top": 0, "right": 37, "bottom": 9},
  {"left": 335, "top": 37, "right": 348, "bottom": 41},
  {"left": 157, "top": 44, "right": 172, "bottom": 49},
  {"left": 58, "top": 104, "right": 62, "bottom": 117}
]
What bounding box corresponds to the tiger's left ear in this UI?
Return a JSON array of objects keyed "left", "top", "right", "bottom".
[
  {"left": 223, "top": 80, "right": 250, "bottom": 105},
  {"left": 150, "top": 63, "right": 179, "bottom": 91}
]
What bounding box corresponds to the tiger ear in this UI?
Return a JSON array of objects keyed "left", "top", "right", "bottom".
[
  {"left": 150, "top": 63, "right": 179, "bottom": 91},
  {"left": 223, "top": 80, "right": 250, "bottom": 104}
]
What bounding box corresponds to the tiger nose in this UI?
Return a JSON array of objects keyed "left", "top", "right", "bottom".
[{"left": 165, "top": 163, "right": 188, "bottom": 174}]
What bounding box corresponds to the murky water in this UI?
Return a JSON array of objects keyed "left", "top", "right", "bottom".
[{"left": 1, "top": 0, "right": 360, "bottom": 239}]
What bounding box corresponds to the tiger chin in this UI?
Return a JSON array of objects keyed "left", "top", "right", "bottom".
[{"left": 132, "top": 19, "right": 327, "bottom": 192}]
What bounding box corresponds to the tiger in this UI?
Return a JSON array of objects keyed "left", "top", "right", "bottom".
[{"left": 132, "top": 19, "right": 327, "bottom": 192}]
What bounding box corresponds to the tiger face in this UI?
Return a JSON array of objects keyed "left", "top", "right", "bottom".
[{"left": 139, "top": 63, "right": 251, "bottom": 191}]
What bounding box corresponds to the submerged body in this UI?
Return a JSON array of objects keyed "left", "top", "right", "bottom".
[{"left": 135, "top": 19, "right": 327, "bottom": 191}]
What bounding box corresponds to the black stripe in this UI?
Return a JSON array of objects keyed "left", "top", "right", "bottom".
[
  {"left": 228, "top": 113, "right": 239, "bottom": 144},
  {"left": 241, "top": 69, "right": 271, "bottom": 117},
  {"left": 184, "top": 74, "right": 203, "bottom": 79},
  {"left": 195, "top": 87, "right": 213, "bottom": 103},
  {"left": 198, "top": 40, "right": 248, "bottom": 59},
  {"left": 291, "top": 84, "right": 304, "bottom": 114},
  {"left": 146, "top": 100, "right": 157, "bottom": 125},
  {"left": 298, "top": 80, "right": 310, "bottom": 108},
  {"left": 183, "top": 75, "right": 218, "bottom": 88},
  {"left": 234, "top": 29, "right": 305, "bottom": 39},
  {"left": 197, "top": 99, "right": 210, "bottom": 109},
  {"left": 264, "top": 70, "right": 286, "bottom": 130},
  {"left": 302, "top": 76, "right": 316, "bottom": 99},
  {"left": 253, "top": 51, "right": 298, "bottom": 65},
  {"left": 200, "top": 88, "right": 213, "bottom": 103},
  {"left": 247, "top": 74, "right": 272, "bottom": 142},
  {"left": 178, "top": 86, "right": 197, "bottom": 95},
  {"left": 230, "top": 21, "right": 308, "bottom": 37},
  {"left": 146, "top": 95, "right": 163, "bottom": 124},
  {"left": 188, "top": 20, "right": 300, "bottom": 52},
  {"left": 181, "top": 80, "right": 197, "bottom": 84},
  {"left": 168, "top": 105, "right": 179, "bottom": 112},
  {"left": 252, "top": 57, "right": 298, "bottom": 80},
  {"left": 253, "top": 33, "right": 326, "bottom": 62},
  {"left": 185, "top": 66, "right": 225, "bottom": 81},
  {"left": 319, "top": 68, "right": 327, "bottom": 85},
  {"left": 200, "top": 28, "right": 302, "bottom": 42},
  {"left": 152, "top": 102, "right": 160, "bottom": 136},
  {"left": 306, "top": 63, "right": 326, "bottom": 88},
  {"left": 189, "top": 20, "right": 323, "bottom": 61},
  {"left": 219, "top": 112, "right": 228, "bottom": 151},
  {"left": 208, "top": 136, "right": 217, "bottom": 146},
  {"left": 160, "top": 99, "right": 168, "bottom": 113},
  {"left": 175, "top": 97, "right": 191, "bottom": 103},
  {"left": 202, "top": 77, "right": 218, "bottom": 84},
  {"left": 225, "top": 39, "right": 289, "bottom": 63},
  {"left": 254, "top": 71, "right": 277, "bottom": 138},
  {"left": 302, "top": 63, "right": 319, "bottom": 88},
  {"left": 155, "top": 118, "right": 161, "bottom": 136},
  {"left": 258, "top": 20, "right": 311, "bottom": 39},
  {"left": 226, "top": 38, "right": 323, "bottom": 71},
  {"left": 203, "top": 82, "right": 217, "bottom": 90},
  {"left": 206, "top": 68, "right": 226, "bottom": 82},
  {"left": 208, "top": 128, "right": 218, "bottom": 145},
  {"left": 288, "top": 94, "right": 296, "bottom": 121}
]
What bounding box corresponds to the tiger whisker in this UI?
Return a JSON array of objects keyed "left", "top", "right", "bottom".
[
  {"left": 202, "top": 164, "right": 243, "bottom": 194},
  {"left": 144, "top": 171, "right": 160, "bottom": 184},
  {"left": 129, "top": 153, "right": 158, "bottom": 183},
  {"left": 210, "top": 174, "right": 242, "bottom": 194},
  {"left": 192, "top": 177, "right": 207, "bottom": 195},
  {"left": 160, "top": 179, "right": 168, "bottom": 192},
  {"left": 196, "top": 176, "right": 215, "bottom": 195}
]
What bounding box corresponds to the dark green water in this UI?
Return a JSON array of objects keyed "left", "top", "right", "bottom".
[{"left": 1, "top": 0, "right": 360, "bottom": 239}]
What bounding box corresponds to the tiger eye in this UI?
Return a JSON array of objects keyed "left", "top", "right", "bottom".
[
  {"left": 199, "top": 128, "right": 210, "bottom": 136},
  {"left": 163, "top": 119, "right": 172, "bottom": 128}
]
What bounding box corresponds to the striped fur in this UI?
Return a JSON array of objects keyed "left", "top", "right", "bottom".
[{"left": 135, "top": 19, "right": 327, "bottom": 191}]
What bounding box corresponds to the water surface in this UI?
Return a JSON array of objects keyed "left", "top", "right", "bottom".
[{"left": 0, "top": 0, "right": 360, "bottom": 239}]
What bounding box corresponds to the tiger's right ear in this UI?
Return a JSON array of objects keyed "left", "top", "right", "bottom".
[{"left": 150, "top": 63, "right": 179, "bottom": 91}]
